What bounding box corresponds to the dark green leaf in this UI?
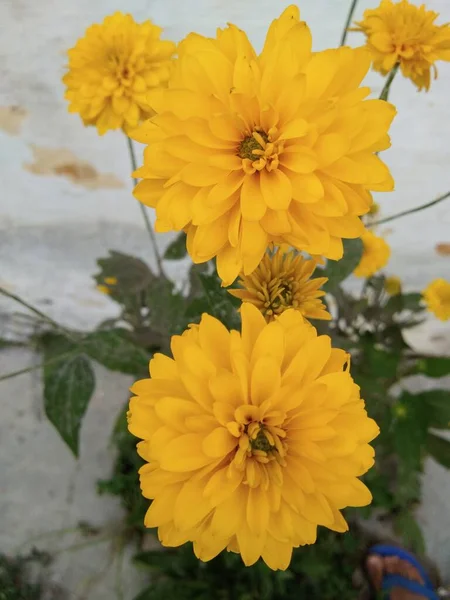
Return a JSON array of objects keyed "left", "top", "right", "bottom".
[
  {"left": 392, "top": 392, "right": 428, "bottom": 471},
  {"left": 426, "top": 432, "right": 450, "bottom": 469},
  {"left": 385, "top": 292, "right": 424, "bottom": 315},
  {"left": 94, "top": 250, "right": 154, "bottom": 295},
  {"left": 43, "top": 335, "right": 95, "bottom": 456},
  {"left": 83, "top": 328, "right": 150, "bottom": 376},
  {"left": 186, "top": 271, "right": 240, "bottom": 330},
  {"left": 418, "top": 356, "right": 450, "bottom": 378},
  {"left": 322, "top": 238, "right": 363, "bottom": 292},
  {"left": 364, "top": 346, "right": 400, "bottom": 380},
  {"left": 394, "top": 512, "right": 425, "bottom": 555},
  {"left": 418, "top": 389, "right": 450, "bottom": 429},
  {"left": 164, "top": 232, "right": 187, "bottom": 260},
  {"left": 146, "top": 278, "right": 186, "bottom": 337}
]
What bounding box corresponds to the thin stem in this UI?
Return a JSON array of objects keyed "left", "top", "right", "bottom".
[
  {"left": 369, "top": 190, "right": 450, "bottom": 227},
  {"left": 0, "top": 351, "right": 77, "bottom": 382},
  {"left": 340, "top": 0, "right": 360, "bottom": 46},
  {"left": 379, "top": 63, "right": 400, "bottom": 101},
  {"left": 126, "top": 136, "right": 164, "bottom": 276},
  {"left": 0, "top": 287, "right": 69, "bottom": 336}
]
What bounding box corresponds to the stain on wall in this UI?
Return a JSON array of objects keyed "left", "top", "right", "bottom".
[
  {"left": 0, "top": 106, "right": 28, "bottom": 135},
  {"left": 435, "top": 243, "right": 450, "bottom": 256},
  {"left": 24, "top": 145, "right": 124, "bottom": 190}
]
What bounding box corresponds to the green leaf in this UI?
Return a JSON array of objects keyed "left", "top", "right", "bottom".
[
  {"left": 364, "top": 346, "right": 399, "bottom": 380},
  {"left": 426, "top": 432, "right": 450, "bottom": 469},
  {"left": 94, "top": 250, "right": 154, "bottom": 295},
  {"left": 418, "top": 389, "right": 450, "bottom": 430},
  {"left": 164, "top": 232, "right": 187, "bottom": 260},
  {"left": 146, "top": 277, "right": 186, "bottom": 337},
  {"left": 392, "top": 392, "right": 428, "bottom": 471},
  {"left": 321, "top": 238, "right": 363, "bottom": 292},
  {"left": 186, "top": 271, "right": 240, "bottom": 330},
  {"left": 394, "top": 512, "right": 425, "bottom": 555},
  {"left": 418, "top": 356, "right": 450, "bottom": 378},
  {"left": 385, "top": 292, "right": 424, "bottom": 315},
  {"left": 83, "top": 328, "right": 150, "bottom": 376},
  {"left": 43, "top": 335, "right": 95, "bottom": 456}
]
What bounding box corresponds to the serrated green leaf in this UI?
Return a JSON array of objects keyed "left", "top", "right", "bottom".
[
  {"left": 43, "top": 335, "right": 95, "bottom": 457},
  {"left": 164, "top": 232, "right": 187, "bottom": 260},
  {"left": 146, "top": 277, "right": 186, "bottom": 337},
  {"left": 186, "top": 271, "right": 240, "bottom": 330},
  {"left": 83, "top": 328, "right": 150, "bottom": 376},
  {"left": 322, "top": 238, "right": 363, "bottom": 292},
  {"left": 392, "top": 392, "right": 428, "bottom": 471},
  {"left": 364, "top": 346, "right": 399, "bottom": 380},
  {"left": 418, "top": 357, "right": 450, "bottom": 378},
  {"left": 394, "top": 512, "right": 425, "bottom": 555},
  {"left": 426, "top": 432, "right": 450, "bottom": 469},
  {"left": 385, "top": 292, "right": 424, "bottom": 315}
]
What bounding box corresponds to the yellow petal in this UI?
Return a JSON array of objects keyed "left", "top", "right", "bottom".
[
  {"left": 160, "top": 434, "right": 211, "bottom": 472},
  {"left": 202, "top": 427, "right": 238, "bottom": 457}
]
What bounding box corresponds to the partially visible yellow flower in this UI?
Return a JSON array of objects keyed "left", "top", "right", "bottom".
[
  {"left": 133, "top": 5, "right": 395, "bottom": 286},
  {"left": 422, "top": 278, "right": 450, "bottom": 321},
  {"left": 128, "top": 303, "right": 379, "bottom": 570},
  {"left": 353, "top": 0, "right": 450, "bottom": 91},
  {"left": 63, "top": 12, "right": 176, "bottom": 134},
  {"left": 229, "top": 247, "right": 330, "bottom": 323},
  {"left": 97, "top": 276, "right": 118, "bottom": 294},
  {"left": 368, "top": 202, "right": 380, "bottom": 216},
  {"left": 384, "top": 275, "right": 401, "bottom": 295},
  {"left": 354, "top": 230, "right": 391, "bottom": 278}
]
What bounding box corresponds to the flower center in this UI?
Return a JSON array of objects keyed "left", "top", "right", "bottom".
[
  {"left": 237, "top": 128, "right": 284, "bottom": 175},
  {"left": 262, "top": 277, "right": 299, "bottom": 318}
]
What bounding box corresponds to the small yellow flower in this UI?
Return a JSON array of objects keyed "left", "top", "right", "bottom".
[
  {"left": 104, "top": 276, "right": 118, "bottom": 285},
  {"left": 133, "top": 5, "right": 395, "bottom": 286},
  {"left": 393, "top": 403, "right": 407, "bottom": 418},
  {"left": 353, "top": 0, "right": 450, "bottom": 91},
  {"left": 96, "top": 284, "right": 111, "bottom": 295},
  {"left": 128, "top": 303, "right": 379, "bottom": 570},
  {"left": 354, "top": 230, "right": 390, "bottom": 278},
  {"left": 229, "top": 247, "right": 330, "bottom": 323},
  {"left": 384, "top": 275, "right": 401, "bottom": 296},
  {"left": 63, "top": 12, "right": 176, "bottom": 134},
  {"left": 422, "top": 278, "right": 450, "bottom": 321},
  {"left": 368, "top": 202, "right": 380, "bottom": 216}
]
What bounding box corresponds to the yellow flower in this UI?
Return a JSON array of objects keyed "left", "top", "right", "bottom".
[
  {"left": 422, "top": 278, "right": 450, "bottom": 321},
  {"left": 63, "top": 12, "right": 176, "bottom": 135},
  {"left": 229, "top": 246, "right": 330, "bottom": 322},
  {"left": 368, "top": 202, "right": 380, "bottom": 216},
  {"left": 353, "top": 0, "right": 450, "bottom": 91},
  {"left": 96, "top": 284, "right": 111, "bottom": 295},
  {"left": 128, "top": 303, "right": 379, "bottom": 570},
  {"left": 96, "top": 276, "right": 118, "bottom": 294},
  {"left": 104, "top": 276, "right": 118, "bottom": 285},
  {"left": 353, "top": 230, "right": 390, "bottom": 278},
  {"left": 384, "top": 275, "right": 401, "bottom": 295},
  {"left": 132, "top": 5, "right": 395, "bottom": 286}
]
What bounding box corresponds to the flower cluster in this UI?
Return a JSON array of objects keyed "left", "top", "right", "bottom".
[{"left": 63, "top": 0, "right": 450, "bottom": 573}]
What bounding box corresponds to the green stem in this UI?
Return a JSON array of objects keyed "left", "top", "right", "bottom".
[
  {"left": 0, "top": 287, "right": 70, "bottom": 336},
  {"left": 0, "top": 351, "right": 77, "bottom": 382},
  {"left": 379, "top": 63, "right": 400, "bottom": 101},
  {"left": 369, "top": 190, "right": 450, "bottom": 227},
  {"left": 126, "top": 136, "right": 164, "bottom": 276},
  {"left": 340, "top": 0, "right": 360, "bottom": 46}
]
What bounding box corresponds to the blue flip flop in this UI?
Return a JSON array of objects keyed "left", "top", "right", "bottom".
[{"left": 370, "top": 544, "right": 439, "bottom": 599}]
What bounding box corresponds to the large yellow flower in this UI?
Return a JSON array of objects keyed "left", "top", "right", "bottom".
[
  {"left": 229, "top": 246, "right": 330, "bottom": 322},
  {"left": 132, "top": 5, "right": 395, "bottom": 285},
  {"left": 128, "top": 303, "right": 379, "bottom": 570},
  {"left": 353, "top": 0, "right": 450, "bottom": 91},
  {"left": 63, "top": 12, "right": 176, "bottom": 135},
  {"left": 422, "top": 278, "right": 450, "bottom": 321},
  {"left": 353, "top": 230, "right": 390, "bottom": 278}
]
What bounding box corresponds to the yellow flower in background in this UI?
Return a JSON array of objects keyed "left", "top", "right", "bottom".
[
  {"left": 368, "top": 202, "right": 380, "bottom": 216},
  {"left": 128, "top": 303, "right": 379, "bottom": 570},
  {"left": 229, "top": 247, "right": 330, "bottom": 322},
  {"left": 353, "top": 0, "right": 450, "bottom": 91},
  {"left": 384, "top": 275, "right": 401, "bottom": 295},
  {"left": 96, "top": 276, "right": 118, "bottom": 295},
  {"left": 133, "top": 5, "right": 395, "bottom": 286},
  {"left": 63, "top": 12, "right": 176, "bottom": 135},
  {"left": 422, "top": 278, "right": 450, "bottom": 321},
  {"left": 354, "top": 230, "right": 390, "bottom": 278}
]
